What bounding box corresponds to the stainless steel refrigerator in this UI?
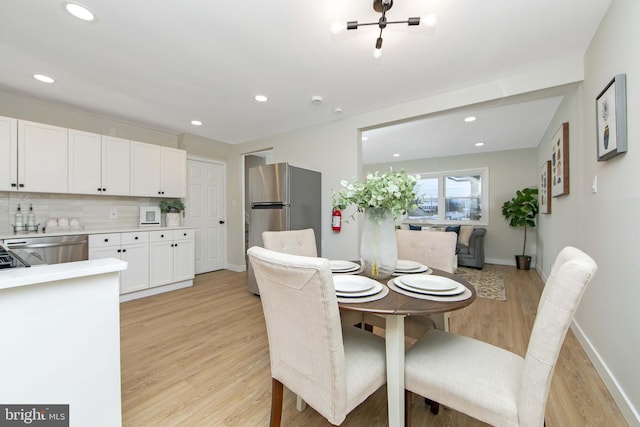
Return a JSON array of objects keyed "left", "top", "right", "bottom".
[{"left": 247, "top": 163, "right": 321, "bottom": 294}]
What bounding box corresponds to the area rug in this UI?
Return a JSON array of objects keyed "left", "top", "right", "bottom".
[{"left": 456, "top": 264, "right": 506, "bottom": 301}]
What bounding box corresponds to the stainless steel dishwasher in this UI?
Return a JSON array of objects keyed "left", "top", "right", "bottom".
[{"left": 3, "top": 235, "right": 88, "bottom": 265}]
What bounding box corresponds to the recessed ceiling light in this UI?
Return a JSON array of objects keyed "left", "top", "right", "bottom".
[
  {"left": 361, "top": 136, "right": 368, "bottom": 141},
  {"left": 191, "top": 120, "right": 202, "bottom": 126},
  {"left": 475, "top": 142, "right": 485, "bottom": 147},
  {"left": 464, "top": 116, "right": 477, "bottom": 122},
  {"left": 64, "top": 2, "right": 95, "bottom": 21},
  {"left": 254, "top": 95, "right": 268, "bottom": 102},
  {"left": 393, "top": 153, "right": 400, "bottom": 157},
  {"left": 33, "top": 74, "right": 55, "bottom": 83}
]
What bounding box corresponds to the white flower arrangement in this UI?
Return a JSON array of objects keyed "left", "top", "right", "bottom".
[{"left": 332, "top": 169, "right": 419, "bottom": 220}]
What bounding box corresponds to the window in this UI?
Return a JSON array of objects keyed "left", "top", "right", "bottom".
[{"left": 407, "top": 168, "right": 488, "bottom": 225}]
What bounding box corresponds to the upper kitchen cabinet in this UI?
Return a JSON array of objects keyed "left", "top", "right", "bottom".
[
  {"left": 17, "top": 120, "right": 68, "bottom": 193},
  {"left": 68, "top": 130, "right": 130, "bottom": 196},
  {"left": 0, "top": 116, "right": 18, "bottom": 192},
  {"left": 130, "top": 141, "right": 186, "bottom": 198}
]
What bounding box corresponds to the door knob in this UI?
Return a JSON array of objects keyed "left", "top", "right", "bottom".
[{"left": 219, "top": 220, "right": 225, "bottom": 224}]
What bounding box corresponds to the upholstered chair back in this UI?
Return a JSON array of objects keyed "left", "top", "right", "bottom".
[
  {"left": 396, "top": 229, "right": 457, "bottom": 274},
  {"left": 517, "top": 246, "right": 598, "bottom": 426},
  {"left": 262, "top": 228, "right": 318, "bottom": 257},
  {"left": 247, "top": 246, "right": 349, "bottom": 424}
]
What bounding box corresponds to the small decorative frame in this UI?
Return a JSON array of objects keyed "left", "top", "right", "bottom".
[
  {"left": 539, "top": 160, "right": 551, "bottom": 214},
  {"left": 596, "top": 74, "right": 627, "bottom": 161},
  {"left": 551, "top": 122, "right": 570, "bottom": 197}
]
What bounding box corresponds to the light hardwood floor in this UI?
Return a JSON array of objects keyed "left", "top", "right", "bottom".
[{"left": 120, "top": 266, "right": 627, "bottom": 426}]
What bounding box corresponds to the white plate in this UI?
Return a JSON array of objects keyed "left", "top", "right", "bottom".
[
  {"left": 397, "top": 275, "right": 459, "bottom": 292},
  {"left": 394, "top": 264, "right": 429, "bottom": 274},
  {"left": 394, "top": 278, "right": 465, "bottom": 296},
  {"left": 396, "top": 259, "right": 422, "bottom": 271},
  {"left": 330, "top": 260, "right": 360, "bottom": 272},
  {"left": 332, "top": 275, "right": 377, "bottom": 294},
  {"left": 335, "top": 280, "right": 384, "bottom": 298}
]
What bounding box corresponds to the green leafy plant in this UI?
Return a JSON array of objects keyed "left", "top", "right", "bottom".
[
  {"left": 159, "top": 199, "right": 185, "bottom": 213},
  {"left": 501, "top": 187, "right": 539, "bottom": 256},
  {"left": 332, "top": 169, "right": 419, "bottom": 220}
]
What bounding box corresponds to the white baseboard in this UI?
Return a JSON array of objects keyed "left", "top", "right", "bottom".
[
  {"left": 485, "top": 257, "right": 537, "bottom": 268},
  {"left": 225, "top": 263, "right": 246, "bottom": 272},
  {"left": 119, "top": 279, "right": 193, "bottom": 302},
  {"left": 571, "top": 320, "right": 640, "bottom": 426}
]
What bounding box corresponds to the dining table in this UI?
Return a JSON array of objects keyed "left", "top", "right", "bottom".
[{"left": 337, "top": 266, "right": 477, "bottom": 427}]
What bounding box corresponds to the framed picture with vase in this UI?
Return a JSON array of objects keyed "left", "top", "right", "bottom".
[{"left": 596, "top": 74, "right": 627, "bottom": 161}]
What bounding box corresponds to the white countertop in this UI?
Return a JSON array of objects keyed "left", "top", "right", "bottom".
[
  {"left": 0, "top": 258, "right": 128, "bottom": 290},
  {"left": 1, "top": 225, "right": 194, "bottom": 240}
]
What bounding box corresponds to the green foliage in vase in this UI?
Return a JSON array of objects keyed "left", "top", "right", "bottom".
[
  {"left": 159, "top": 199, "right": 185, "bottom": 213},
  {"left": 332, "top": 169, "right": 419, "bottom": 220}
]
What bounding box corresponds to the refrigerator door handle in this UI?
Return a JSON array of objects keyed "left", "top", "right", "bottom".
[{"left": 251, "top": 203, "right": 289, "bottom": 209}]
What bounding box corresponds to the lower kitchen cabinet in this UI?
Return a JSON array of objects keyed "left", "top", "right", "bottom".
[
  {"left": 149, "top": 229, "right": 195, "bottom": 287},
  {"left": 89, "top": 232, "right": 149, "bottom": 294}
]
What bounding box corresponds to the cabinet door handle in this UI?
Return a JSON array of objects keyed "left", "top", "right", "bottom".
[
  {"left": 11, "top": 183, "right": 17, "bottom": 187},
  {"left": 102, "top": 188, "right": 106, "bottom": 192},
  {"left": 122, "top": 249, "right": 126, "bottom": 253},
  {"left": 19, "top": 184, "right": 24, "bottom": 188},
  {"left": 174, "top": 243, "right": 178, "bottom": 247},
  {"left": 161, "top": 234, "right": 164, "bottom": 238},
  {"left": 117, "top": 249, "right": 121, "bottom": 253},
  {"left": 104, "top": 239, "right": 109, "bottom": 242},
  {"left": 134, "top": 236, "right": 138, "bottom": 240},
  {"left": 219, "top": 220, "right": 225, "bottom": 224},
  {"left": 97, "top": 188, "right": 102, "bottom": 192}
]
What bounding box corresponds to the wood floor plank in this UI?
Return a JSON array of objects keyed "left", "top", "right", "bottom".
[{"left": 120, "top": 267, "right": 628, "bottom": 426}]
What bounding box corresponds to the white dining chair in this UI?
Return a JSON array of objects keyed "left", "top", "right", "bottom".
[
  {"left": 364, "top": 229, "right": 458, "bottom": 337},
  {"left": 403, "top": 246, "right": 598, "bottom": 427},
  {"left": 262, "top": 228, "right": 318, "bottom": 257},
  {"left": 247, "top": 246, "right": 387, "bottom": 427}
]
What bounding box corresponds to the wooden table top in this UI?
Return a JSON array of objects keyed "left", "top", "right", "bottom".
[{"left": 338, "top": 268, "right": 476, "bottom": 316}]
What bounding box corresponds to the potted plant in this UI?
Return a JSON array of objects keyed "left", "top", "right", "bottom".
[
  {"left": 159, "top": 200, "right": 185, "bottom": 227},
  {"left": 501, "top": 187, "right": 539, "bottom": 270}
]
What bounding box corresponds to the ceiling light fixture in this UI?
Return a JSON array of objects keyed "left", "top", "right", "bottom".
[
  {"left": 191, "top": 120, "right": 202, "bottom": 126},
  {"left": 33, "top": 74, "right": 55, "bottom": 83},
  {"left": 361, "top": 136, "right": 369, "bottom": 141},
  {"left": 347, "top": 0, "right": 422, "bottom": 56},
  {"left": 254, "top": 95, "right": 268, "bottom": 102},
  {"left": 63, "top": 2, "right": 95, "bottom": 22},
  {"left": 464, "top": 116, "right": 477, "bottom": 122},
  {"left": 475, "top": 142, "right": 485, "bottom": 147},
  {"left": 393, "top": 153, "right": 400, "bottom": 157}
]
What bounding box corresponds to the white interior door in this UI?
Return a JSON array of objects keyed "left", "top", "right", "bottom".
[{"left": 185, "top": 159, "right": 225, "bottom": 274}]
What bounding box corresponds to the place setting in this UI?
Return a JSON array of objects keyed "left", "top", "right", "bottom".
[
  {"left": 392, "top": 259, "right": 432, "bottom": 276},
  {"left": 332, "top": 274, "right": 389, "bottom": 303},
  {"left": 329, "top": 260, "right": 364, "bottom": 275},
  {"left": 387, "top": 274, "right": 472, "bottom": 302}
]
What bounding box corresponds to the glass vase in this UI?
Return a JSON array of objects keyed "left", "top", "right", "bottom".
[{"left": 360, "top": 207, "right": 398, "bottom": 280}]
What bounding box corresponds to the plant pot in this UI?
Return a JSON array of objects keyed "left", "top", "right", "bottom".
[
  {"left": 515, "top": 255, "right": 532, "bottom": 270},
  {"left": 165, "top": 212, "right": 181, "bottom": 227}
]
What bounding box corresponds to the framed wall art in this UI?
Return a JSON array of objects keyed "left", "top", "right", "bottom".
[
  {"left": 540, "top": 160, "right": 551, "bottom": 214},
  {"left": 596, "top": 74, "right": 627, "bottom": 161},
  {"left": 551, "top": 122, "right": 569, "bottom": 197}
]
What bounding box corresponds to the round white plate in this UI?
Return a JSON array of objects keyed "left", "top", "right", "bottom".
[
  {"left": 397, "top": 274, "right": 459, "bottom": 292},
  {"left": 394, "top": 278, "right": 465, "bottom": 296},
  {"left": 396, "top": 259, "right": 422, "bottom": 271},
  {"left": 394, "top": 264, "right": 430, "bottom": 274},
  {"left": 332, "top": 274, "right": 377, "bottom": 293},
  {"left": 336, "top": 281, "right": 384, "bottom": 298},
  {"left": 330, "top": 260, "right": 360, "bottom": 272}
]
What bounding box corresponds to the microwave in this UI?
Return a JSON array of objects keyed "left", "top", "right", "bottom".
[{"left": 140, "top": 206, "right": 161, "bottom": 226}]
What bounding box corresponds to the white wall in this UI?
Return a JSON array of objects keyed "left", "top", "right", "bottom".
[
  {"left": 369, "top": 148, "right": 538, "bottom": 265},
  {"left": 536, "top": 0, "right": 639, "bottom": 422}
]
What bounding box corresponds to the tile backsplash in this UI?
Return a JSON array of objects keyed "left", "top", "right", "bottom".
[{"left": 0, "top": 191, "right": 161, "bottom": 235}]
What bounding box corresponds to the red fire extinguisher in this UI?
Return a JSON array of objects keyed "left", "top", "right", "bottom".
[{"left": 331, "top": 208, "right": 342, "bottom": 232}]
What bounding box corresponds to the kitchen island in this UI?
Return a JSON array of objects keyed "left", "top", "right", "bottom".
[{"left": 0, "top": 258, "right": 126, "bottom": 427}]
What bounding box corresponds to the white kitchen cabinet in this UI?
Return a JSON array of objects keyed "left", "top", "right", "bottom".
[
  {"left": 69, "top": 130, "right": 130, "bottom": 196},
  {"left": 130, "top": 141, "right": 186, "bottom": 197},
  {"left": 149, "top": 229, "right": 194, "bottom": 287},
  {"left": 89, "top": 232, "right": 149, "bottom": 294},
  {"left": 0, "top": 116, "right": 17, "bottom": 191},
  {"left": 17, "top": 120, "right": 68, "bottom": 193}
]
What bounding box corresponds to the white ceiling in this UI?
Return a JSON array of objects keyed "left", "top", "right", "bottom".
[{"left": 0, "top": 0, "right": 609, "bottom": 151}]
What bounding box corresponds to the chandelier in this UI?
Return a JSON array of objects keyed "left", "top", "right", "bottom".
[{"left": 346, "top": 0, "right": 423, "bottom": 58}]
